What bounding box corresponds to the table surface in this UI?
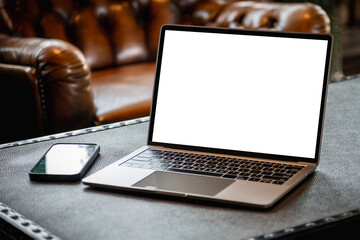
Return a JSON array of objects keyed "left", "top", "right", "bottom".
[{"left": 1, "top": 77, "right": 360, "bottom": 240}]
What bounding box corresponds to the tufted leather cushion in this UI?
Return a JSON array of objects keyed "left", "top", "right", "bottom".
[
  {"left": 91, "top": 62, "right": 155, "bottom": 124},
  {"left": 214, "top": 2, "right": 330, "bottom": 33}
]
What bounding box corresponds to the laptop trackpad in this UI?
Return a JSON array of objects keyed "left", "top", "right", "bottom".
[{"left": 133, "top": 171, "right": 234, "bottom": 196}]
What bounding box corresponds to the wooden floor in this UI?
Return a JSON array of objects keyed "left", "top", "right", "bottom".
[{"left": 342, "top": 25, "right": 360, "bottom": 76}]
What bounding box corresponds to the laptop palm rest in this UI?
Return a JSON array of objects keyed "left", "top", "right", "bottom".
[{"left": 133, "top": 171, "right": 234, "bottom": 196}]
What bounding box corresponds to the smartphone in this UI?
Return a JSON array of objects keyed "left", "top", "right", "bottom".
[{"left": 29, "top": 143, "right": 100, "bottom": 182}]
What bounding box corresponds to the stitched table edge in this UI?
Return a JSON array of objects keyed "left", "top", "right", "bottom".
[
  {"left": 244, "top": 208, "right": 360, "bottom": 240},
  {"left": 0, "top": 116, "right": 150, "bottom": 150},
  {"left": 0, "top": 202, "right": 62, "bottom": 240}
]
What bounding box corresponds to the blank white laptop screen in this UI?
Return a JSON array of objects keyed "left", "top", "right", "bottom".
[{"left": 152, "top": 30, "right": 329, "bottom": 159}]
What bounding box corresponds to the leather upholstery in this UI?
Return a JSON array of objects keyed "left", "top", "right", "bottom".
[
  {"left": 0, "top": 0, "right": 330, "bottom": 143},
  {"left": 91, "top": 62, "right": 155, "bottom": 124},
  {"left": 0, "top": 35, "right": 95, "bottom": 142},
  {"left": 215, "top": 2, "right": 330, "bottom": 33}
]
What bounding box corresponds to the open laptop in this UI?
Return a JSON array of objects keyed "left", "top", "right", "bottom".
[{"left": 83, "top": 25, "right": 332, "bottom": 208}]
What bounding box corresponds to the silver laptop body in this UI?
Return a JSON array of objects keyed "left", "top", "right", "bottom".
[{"left": 83, "top": 25, "right": 332, "bottom": 208}]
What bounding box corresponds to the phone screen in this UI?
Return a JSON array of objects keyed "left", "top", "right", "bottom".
[{"left": 31, "top": 144, "right": 99, "bottom": 175}]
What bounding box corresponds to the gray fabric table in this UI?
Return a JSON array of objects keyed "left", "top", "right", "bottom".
[{"left": 1, "top": 77, "right": 360, "bottom": 240}]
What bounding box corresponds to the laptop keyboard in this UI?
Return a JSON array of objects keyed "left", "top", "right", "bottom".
[{"left": 120, "top": 149, "right": 305, "bottom": 185}]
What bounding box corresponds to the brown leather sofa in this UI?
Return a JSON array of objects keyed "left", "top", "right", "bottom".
[{"left": 0, "top": 0, "right": 330, "bottom": 143}]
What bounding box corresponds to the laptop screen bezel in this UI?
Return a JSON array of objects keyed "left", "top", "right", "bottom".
[{"left": 147, "top": 24, "right": 332, "bottom": 164}]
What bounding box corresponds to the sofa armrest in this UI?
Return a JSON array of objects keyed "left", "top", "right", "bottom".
[{"left": 0, "top": 36, "right": 96, "bottom": 140}]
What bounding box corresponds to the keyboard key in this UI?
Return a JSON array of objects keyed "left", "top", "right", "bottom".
[
  {"left": 251, "top": 166, "right": 262, "bottom": 170},
  {"left": 173, "top": 161, "right": 183, "bottom": 165},
  {"left": 222, "top": 174, "right": 237, "bottom": 179},
  {"left": 183, "top": 162, "right": 193, "bottom": 166},
  {"left": 205, "top": 165, "right": 216, "bottom": 169},
  {"left": 251, "top": 174, "right": 262, "bottom": 178},
  {"left": 262, "top": 164, "right": 273, "bottom": 168},
  {"left": 260, "top": 179, "right": 272, "bottom": 183},
  {"left": 272, "top": 173, "right": 292, "bottom": 178},
  {"left": 182, "top": 166, "right": 194, "bottom": 170},
  {"left": 193, "top": 167, "right": 205, "bottom": 171},
  {"left": 218, "top": 162, "right": 228, "bottom": 167},
  {"left": 227, "top": 167, "right": 239, "bottom": 171},
  {"left": 262, "top": 175, "right": 288, "bottom": 182},
  {"left": 237, "top": 176, "right": 249, "bottom": 180},
  {"left": 249, "top": 178, "right": 260, "bottom": 182},
  {"left": 197, "top": 160, "right": 207, "bottom": 163},
  {"left": 217, "top": 166, "right": 227, "bottom": 170},
  {"left": 229, "top": 163, "right": 240, "bottom": 167},
  {"left": 238, "top": 173, "right": 250, "bottom": 177}
]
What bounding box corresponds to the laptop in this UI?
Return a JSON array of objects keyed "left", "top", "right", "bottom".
[{"left": 83, "top": 25, "right": 332, "bottom": 208}]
